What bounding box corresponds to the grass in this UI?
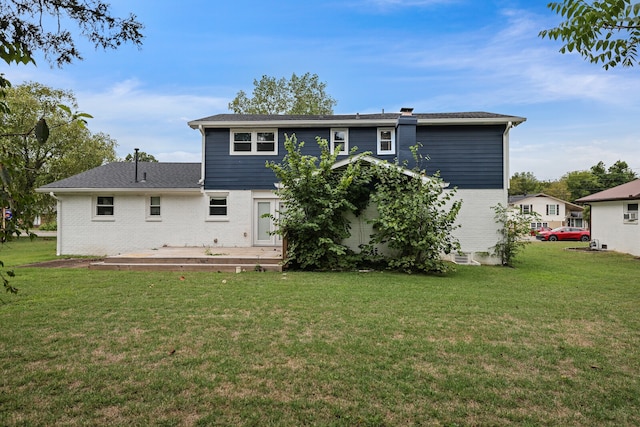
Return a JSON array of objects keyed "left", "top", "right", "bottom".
[{"left": 1, "top": 237, "right": 639, "bottom": 426}]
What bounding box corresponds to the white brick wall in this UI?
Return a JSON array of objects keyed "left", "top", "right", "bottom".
[
  {"left": 450, "top": 189, "right": 506, "bottom": 257},
  {"left": 56, "top": 191, "right": 260, "bottom": 255},
  {"left": 343, "top": 189, "right": 506, "bottom": 264},
  {"left": 56, "top": 188, "right": 507, "bottom": 263}
]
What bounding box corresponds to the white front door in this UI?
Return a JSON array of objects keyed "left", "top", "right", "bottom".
[{"left": 254, "top": 199, "right": 281, "bottom": 246}]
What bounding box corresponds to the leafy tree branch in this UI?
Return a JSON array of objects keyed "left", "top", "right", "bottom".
[{"left": 540, "top": 0, "right": 640, "bottom": 69}]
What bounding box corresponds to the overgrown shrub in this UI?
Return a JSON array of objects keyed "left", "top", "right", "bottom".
[
  {"left": 267, "top": 135, "right": 368, "bottom": 270},
  {"left": 367, "top": 148, "right": 462, "bottom": 274},
  {"left": 268, "top": 136, "right": 463, "bottom": 274},
  {"left": 491, "top": 203, "right": 537, "bottom": 267}
]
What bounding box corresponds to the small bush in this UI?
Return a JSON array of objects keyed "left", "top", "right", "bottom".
[{"left": 38, "top": 221, "right": 57, "bottom": 231}]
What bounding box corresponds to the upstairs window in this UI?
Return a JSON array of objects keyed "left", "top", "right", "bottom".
[
  {"left": 230, "top": 130, "right": 277, "bottom": 155},
  {"left": 546, "top": 204, "right": 560, "bottom": 215},
  {"left": 377, "top": 128, "right": 396, "bottom": 155},
  {"left": 96, "top": 196, "right": 114, "bottom": 216},
  {"left": 330, "top": 129, "right": 348, "bottom": 155},
  {"left": 624, "top": 203, "right": 638, "bottom": 223},
  {"left": 520, "top": 204, "right": 533, "bottom": 214}
]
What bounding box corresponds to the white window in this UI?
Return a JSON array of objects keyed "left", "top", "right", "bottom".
[
  {"left": 150, "top": 196, "right": 161, "bottom": 216},
  {"left": 624, "top": 203, "right": 638, "bottom": 223},
  {"left": 531, "top": 222, "right": 549, "bottom": 230},
  {"left": 209, "top": 197, "right": 228, "bottom": 216},
  {"left": 546, "top": 204, "right": 560, "bottom": 215},
  {"left": 96, "top": 196, "right": 114, "bottom": 216},
  {"left": 520, "top": 204, "right": 533, "bottom": 214},
  {"left": 377, "top": 128, "right": 395, "bottom": 155},
  {"left": 230, "top": 129, "right": 277, "bottom": 155},
  {"left": 330, "top": 128, "right": 348, "bottom": 155}
]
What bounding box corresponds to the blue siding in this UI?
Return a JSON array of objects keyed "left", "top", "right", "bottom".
[
  {"left": 204, "top": 124, "right": 505, "bottom": 190},
  {"left": 204, "top": 127, "right": 387, "bottom": 190},
  {"left": 409, "top": 125, "right": 505, "bottom": 189}
]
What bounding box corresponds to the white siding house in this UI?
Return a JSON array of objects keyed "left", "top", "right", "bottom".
[
  {"left": 576, "top": 179, "right": 640, "bottom": 256},
  {"left": 508, "top": 193, "right": 585, "bottom": 230}
]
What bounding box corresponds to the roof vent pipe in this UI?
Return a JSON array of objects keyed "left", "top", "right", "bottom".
[{"left": 134, "top": 147, "right": 139, "bottom": 183}]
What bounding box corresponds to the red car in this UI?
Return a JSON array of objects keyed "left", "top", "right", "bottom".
[{"left": 536, "top": 227, "right": 590, "bottom": 242}]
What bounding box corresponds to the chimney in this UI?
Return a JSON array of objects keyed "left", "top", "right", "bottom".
[
  {"left": 396, "top": 108, "right": 417, "bottom": 164},
  {"left": 134, "top": 148, "right": 139, "bottom": 183}
]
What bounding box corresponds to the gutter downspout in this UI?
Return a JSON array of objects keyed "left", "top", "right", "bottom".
[
  {"left": 49, "top": 192, "right": 61, "bottom": 256},
  {"left": 503, "top": 121, "right": 513, "bottom": 199},
  {"left": 198, "top": 124, "right": 206, "bottom": 189}
]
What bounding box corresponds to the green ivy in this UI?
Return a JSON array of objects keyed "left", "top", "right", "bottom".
[
  {"left": 367, "top": 147, "right": 462, "bottom": 274},
  {"left": 266, "top": 134, "right": 369, "bottom": 270},
  {"left": 268, "top": 136, "right": 463, "bottom": 274}
]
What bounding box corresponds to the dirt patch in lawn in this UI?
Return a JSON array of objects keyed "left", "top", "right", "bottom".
[{"left": 19, "top": 258, "right": 103, "bottom": 269}]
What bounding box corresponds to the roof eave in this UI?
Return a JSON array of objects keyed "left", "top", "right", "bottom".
[
  {"left": 36, "top": 187, "right": 202, "bottom": 194},
  {"left": 188, "top": 116, "right": 527, "bottom": 129},
  {"left": 576, "top": 195, "right": 640, "bottom": 203},
  {"left": 188, "top": 118, "right": 399, "bottom": 129}
]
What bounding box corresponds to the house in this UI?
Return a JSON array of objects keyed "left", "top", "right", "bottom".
[
  {"left": 508, "top": 193, "right": 585, "bottom": 230},
  {"left": 37, "top": 109, "right": 525, "bottom": 264},
  {"left": 576, "top": 179, "right": 640, "bottom": 256}
]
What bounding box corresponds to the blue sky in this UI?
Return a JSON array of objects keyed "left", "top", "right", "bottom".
[{"left": 5, "top": 0, "right": 640, "bottom": 181}]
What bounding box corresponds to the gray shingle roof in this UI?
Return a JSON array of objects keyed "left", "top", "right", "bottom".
[
  {"left": 188, "top": 111, "right": 526, "bottom": 128},
  {"left": 37, "top": 162, "right": 202, "bottom": 191}
]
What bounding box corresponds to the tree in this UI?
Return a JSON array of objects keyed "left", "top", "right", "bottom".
[
  {"left": 0, "top": 0, "right": 144, "bottom": 67},
  {"left": 266, "top": 135, "right": 366, "bottom": 270},
  {"left": 0, "top": 1, "right": 141, "bottom": 294},
  {"left": 492, "top": 204, "right": 538, "bottom": 267},
  {"left": 540, "top": 179, "right": 571, "bottom": 201},
  {"left": 509, "top": 171, "right": 542, "bottom": 196},
  {"left": 267, "top": 137, "right": 462, "bottom": 274},
  {"left": 590, "top": 160, "right": 637, "bottom": 188},
  {"left": 540, "top": 0, "right": 640, "bottom": 69},
  {"left": 564, "top": 170, "right": 602, "bottom": 201},
  {"left": 124, "top": 151, "right": 158, "bottom": 162},
  {"left": 367, "top": 146, "right": 462, "bottom": 274},
  {"left": 228, "top": 73, "right": 337, "bottom": 115},
  {"left": 1, "top": 82, "right": 117, "bottom": 230}
]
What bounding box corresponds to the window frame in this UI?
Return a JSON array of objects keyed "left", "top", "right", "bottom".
[
  {"left": 624, "top": 203, "right": 638, "bottom": 223},
  {"left": 546, "top": 204, "right": 560, "bottom": 216},
  {"left": 377, "top": 127, "right": 396, "bottom": 155},
  {"left": 146, "top": 196, "right": 162, "bottom": 221},
  {"left": 520, "top": 204, "right": 533, "bottom": 214},
  {"left": 206, "top": 192, "right": 229, "bottom": 221},
  {"left": 93, "top": 196, "right": 115, "bottom": 221},
  {"left": 530, "top": 222, "right": 549, "bottom": 230},
  {"left": 229, "top": 129, "right": 278, "bottom": 155},
  {"left": 330, "top": 128, "right": 349, "bottom": 155}
]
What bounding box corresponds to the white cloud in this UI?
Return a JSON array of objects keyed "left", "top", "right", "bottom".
[{"left": 73, "top": 79, "right": 228, "bottom": 159}]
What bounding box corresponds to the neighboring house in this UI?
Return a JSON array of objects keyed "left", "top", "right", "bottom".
[
  {"left": 37, "top": 109, "right": 525, "bottom": 264},
  {"left": 508, "top": 193, "right": 585, "bottom": 230},
  {"left": 576, "top": 179, "right": 640, "bottom": 256}
]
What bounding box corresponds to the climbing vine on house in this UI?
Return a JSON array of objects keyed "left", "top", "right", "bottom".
[
  {"left": 267, "top": 136, "right": 463, "bottom": 273},
  {"left": 366, "top": 146, "right": 462, "bottom": 274},
  {"left": 266, "top": 134, "right": 368, "bottom": 270}
]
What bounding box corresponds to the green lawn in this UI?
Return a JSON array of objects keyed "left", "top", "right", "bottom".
[{"left": 1, "top": 238, "right": 639, "bottom": 426}]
